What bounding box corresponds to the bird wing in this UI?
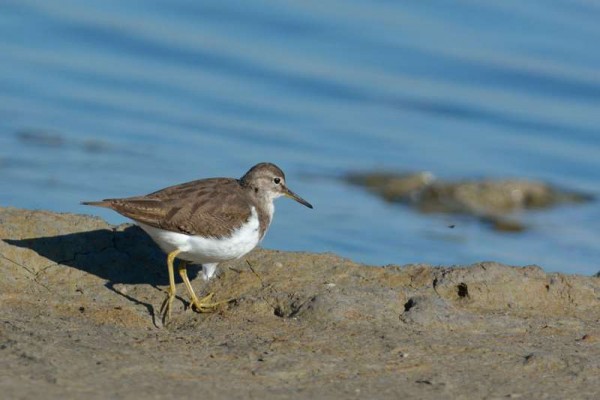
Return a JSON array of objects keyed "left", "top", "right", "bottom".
[{"left": 93, "top": 178, "right": 253, "bottom": 237}]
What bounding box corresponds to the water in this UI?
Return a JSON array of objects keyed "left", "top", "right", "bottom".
[{"left": 1, "top": 0, "right": 599, "bottom": 275}]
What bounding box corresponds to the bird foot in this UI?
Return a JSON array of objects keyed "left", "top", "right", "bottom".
[
  {"left": 190, "top": 292, "right": 234, "bottom": 313},
  {"left": 159, "top": 289, "right": 176, "bottom": 324}
]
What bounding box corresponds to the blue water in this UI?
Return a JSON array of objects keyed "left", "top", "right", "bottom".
[{"left": 1, "top": 0, "right": 599, "bottom": 275}]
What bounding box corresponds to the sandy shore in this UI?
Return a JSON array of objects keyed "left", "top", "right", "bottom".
[{"left": 1, "top": 207, "right": 599, "bottom": 399}]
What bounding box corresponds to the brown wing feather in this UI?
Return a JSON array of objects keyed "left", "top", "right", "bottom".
[{"left": 89, "top": 178, "right": 253, "bottom": 237}]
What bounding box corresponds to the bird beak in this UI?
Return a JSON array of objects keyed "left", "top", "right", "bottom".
[{"left": 283, "top": 186, "right": 313, "bottom": 209}]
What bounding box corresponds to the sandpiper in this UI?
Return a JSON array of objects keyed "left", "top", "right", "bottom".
[{"left": 83, "top": 162, "right": 312, "bottom": 322}]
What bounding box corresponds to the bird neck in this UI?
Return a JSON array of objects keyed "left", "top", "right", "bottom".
[
  {"left": 255, "top": 200, "right": 274, "bottom": 240},
  {"left": 243, "top": 185, "right": 275, "bottom": 239}
]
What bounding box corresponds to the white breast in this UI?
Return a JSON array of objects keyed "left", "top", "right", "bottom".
[{"left": 138, "top": 207, "right": 261, "bottom": 264}]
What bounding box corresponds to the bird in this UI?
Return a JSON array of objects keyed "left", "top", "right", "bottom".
[{"left": 82, "top": 162, "right": 313, "bottom": 322}]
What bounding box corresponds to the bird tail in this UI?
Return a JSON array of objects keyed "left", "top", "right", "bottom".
[{"left": 81, "top": 200, "right": 113, "bottom": 208}]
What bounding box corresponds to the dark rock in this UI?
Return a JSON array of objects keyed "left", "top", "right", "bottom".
[{"left": 345, "top": 171, "right": 593, "bottom": 232}]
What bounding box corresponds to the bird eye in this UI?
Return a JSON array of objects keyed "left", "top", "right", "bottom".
[{"left": 274, "top": 177, "right": 281, "bottom": 184}]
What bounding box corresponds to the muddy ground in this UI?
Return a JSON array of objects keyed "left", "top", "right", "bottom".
[{"left": 1, "top": 207, "right": 599, "bottom": 399}]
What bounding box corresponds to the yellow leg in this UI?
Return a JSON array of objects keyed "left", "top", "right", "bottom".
[
  {"left": 178, "top": 261, "right": 230, "bottom": 313},
  {"left": 159, "top": 249, "right": 181, "bottom": 323}
]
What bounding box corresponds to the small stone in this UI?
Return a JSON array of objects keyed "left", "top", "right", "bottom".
[{"left": 113, "top": 284, "right": 128, "bottom": 295}]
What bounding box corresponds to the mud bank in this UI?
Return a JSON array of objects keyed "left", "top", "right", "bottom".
[{"left": 1, "top": 207, "right": 599, "bottom": 399}]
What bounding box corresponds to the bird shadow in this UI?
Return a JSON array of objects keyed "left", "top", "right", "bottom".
[{"left": 4, "top": 225, "right": 202, "bottom": 319}]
